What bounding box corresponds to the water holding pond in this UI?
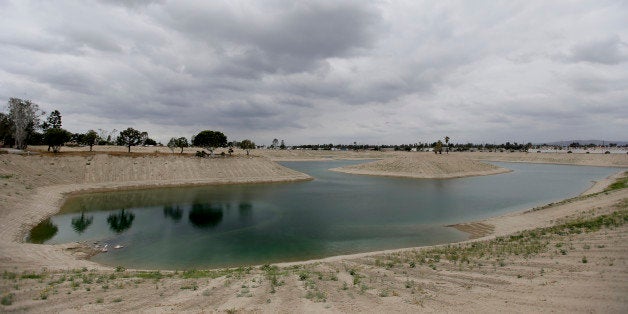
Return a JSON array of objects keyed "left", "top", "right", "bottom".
[{"left": 30, "top": 160, "right": 619, "bottom": 269}]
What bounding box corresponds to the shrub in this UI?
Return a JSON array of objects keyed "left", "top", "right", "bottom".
[{"left": 1, "top": 293, "right": 15, "bottom": 306}]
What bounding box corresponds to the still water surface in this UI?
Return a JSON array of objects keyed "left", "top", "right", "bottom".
[{"left": 31, "top": 160, "right": 618, "bottom": 269}]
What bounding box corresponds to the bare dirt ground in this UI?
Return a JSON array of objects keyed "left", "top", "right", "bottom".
[{"left": 0, "top": 148, "right": 627, "bottom": 313}]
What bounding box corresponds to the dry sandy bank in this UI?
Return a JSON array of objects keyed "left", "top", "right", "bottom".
[
  {"left": 469, "top": 151, "right": 628, "bottom": 167},
  {"left": 329, "top": 154, "right": 511, "bottom": 179},
  {"left": 29, "top": 145, "right": 628, "bottom": 166}
]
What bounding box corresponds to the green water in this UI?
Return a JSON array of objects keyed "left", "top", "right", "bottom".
[{"left": 33, "top": 160, "right": 619, "bottom": 269}]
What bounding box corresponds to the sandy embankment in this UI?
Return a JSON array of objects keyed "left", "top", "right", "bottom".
[
  {"left": 0, "top": 150, "right": 627, "bottom": 312},
  {"left": 0, "top": 154, "right": 311, "bottom": 270},
  {"left": 470, "top": 151, "right": 628, "bottom": 167},
  {"left": 329, "top": 154, "right": 511, "bottom": 179}
]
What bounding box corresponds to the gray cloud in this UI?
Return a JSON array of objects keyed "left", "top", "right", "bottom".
[
  {"left": 0, "top": 0, "right": 627, "bottom": 145},
  {"left": 569, "top": 35, "right": 627, "bottom": 65}
]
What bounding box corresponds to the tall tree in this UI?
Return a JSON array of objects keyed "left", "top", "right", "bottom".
[
  {"left": 43, "top": 110, "right": 63, "bottom": 151},
  {"left": 280, "top": 140, "right": 286, "bottom": 150},
  {"left": 82, "top": 130, "right": 99, "bottom": 151},
  {"left": 7, "top": 98, "right": 43, "bottom": 149},
  {"left": 239, "top": 139, "right": 256, "bottom": 155},
  {"left": 46, "top": 110, "right": 62, "bottom": 129},
  {"left": 192, "top": 130, "right": 227, "bottom": 156},
  {"left": 272, "top": 138, "right": 279, "bottom": 149},
  {"left": 117, "top": 127, "right": 143, "bottom": 153},
  {"left": 445, "top": 136, "right": 450, "bottom": 154}
]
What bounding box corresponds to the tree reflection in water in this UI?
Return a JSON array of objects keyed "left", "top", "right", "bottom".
[
  {"left": 188, "top": 202, "right": 223, "bottom": 228},
  {"left": 71, "top": 212, "right": 93, "bottom": 234},
  {"left": 238, "top": 202, "right": 252, "bottom": 219},
  {"left": 163, "top": 205, "right": 183, "bottom": 221},
  {"left": 28, "top": 218, "right": 58, "bottom": 243},
  {"left": 107, "top": 209, "right": 135, "bottom": 233}
]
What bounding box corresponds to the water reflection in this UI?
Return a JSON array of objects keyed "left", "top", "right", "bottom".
[
  {"left": 238, "top": 202, "right": 252, "bottom": 219},
  {"left": 29, "top": 218, "right": 58, "bottom": 244},
  {"left": 107, "top": 209, "right": 135, "bottom": 234},
  {"left": 188, "top": 203, "right": 223, "bottom": 228},
  {"left": 71, "top": 212, "right": 93, "bottom": 234},
  {"left": 163, "top": 205, "right": 183, "bottom": 221}
]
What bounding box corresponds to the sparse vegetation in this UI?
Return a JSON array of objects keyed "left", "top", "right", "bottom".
[
  {"left": 1, "top": 293, "right": 15, "bottom": 306},
  {"left": 374, "top": 210, "right": 627, "bottom": 272},
  {"left": 605, "top": 173, "right": 627, "bottom": 191}
]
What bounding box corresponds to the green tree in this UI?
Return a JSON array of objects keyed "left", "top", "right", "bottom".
[
  {"left": 82, "top": 130, "right": 99, "bottom": 151},
  {"left": 239, "top": 139, "right": 256, "bottom": 155},
  {"left": 192, "top": 130, "right": 227, "bottom": 156},
  {"left": 144, "top": 138, "right": 157, "bottom": 146},
  {"left": 445, "top": 136, "right": 450, "bottom": 154},
  {"left": 435, "top": 140, "right": 443, "bottom": 154},
  {"left": 44, "top": 128, "right": 71, "bottom": 153},
  {"left": 117, "top": 127, "right": 143, "bottom": 152},
  {"left": 280, "top": 140, "right": 286, "bottom": 150}
]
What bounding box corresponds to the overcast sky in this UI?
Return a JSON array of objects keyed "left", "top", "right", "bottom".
[{"left": 1, "top": 0, "right": 627, "bottom": 145}]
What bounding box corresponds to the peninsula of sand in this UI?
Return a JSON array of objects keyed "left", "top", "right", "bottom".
[
  {"left": 330, "top": 154, "right": 511, "bottom": 179},
  {"left": 1, "top": 148, "right": 627, "bottom": 313}
]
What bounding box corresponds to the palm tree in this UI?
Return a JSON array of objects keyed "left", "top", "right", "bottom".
[{"left": 445, "top": 136, "right": 450, "bottom": 154}]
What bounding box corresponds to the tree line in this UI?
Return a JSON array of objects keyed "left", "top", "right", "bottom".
[{"left": 1, "top": 98, "right": 257, "bottom": 155}]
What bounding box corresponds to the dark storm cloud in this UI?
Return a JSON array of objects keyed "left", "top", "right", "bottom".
[
  {"left": 0, "top": 1, "right": 626, "bottom": 144},
  {"left": 158, "top": 1, "right": 380, "bottom": 75}
]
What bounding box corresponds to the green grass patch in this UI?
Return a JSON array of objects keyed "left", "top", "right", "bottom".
[
  {"left": 605, "top": 173, "right": 628, "bottom": 192},
  {"left": 134, "top": 271, "right": 165, "bottom": 280},
  {"left": 181, "top": 269, "right": 227, "bottom": 279},
  {"left": 20, "top": 273, "right": 44, "bottom": 279}
]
